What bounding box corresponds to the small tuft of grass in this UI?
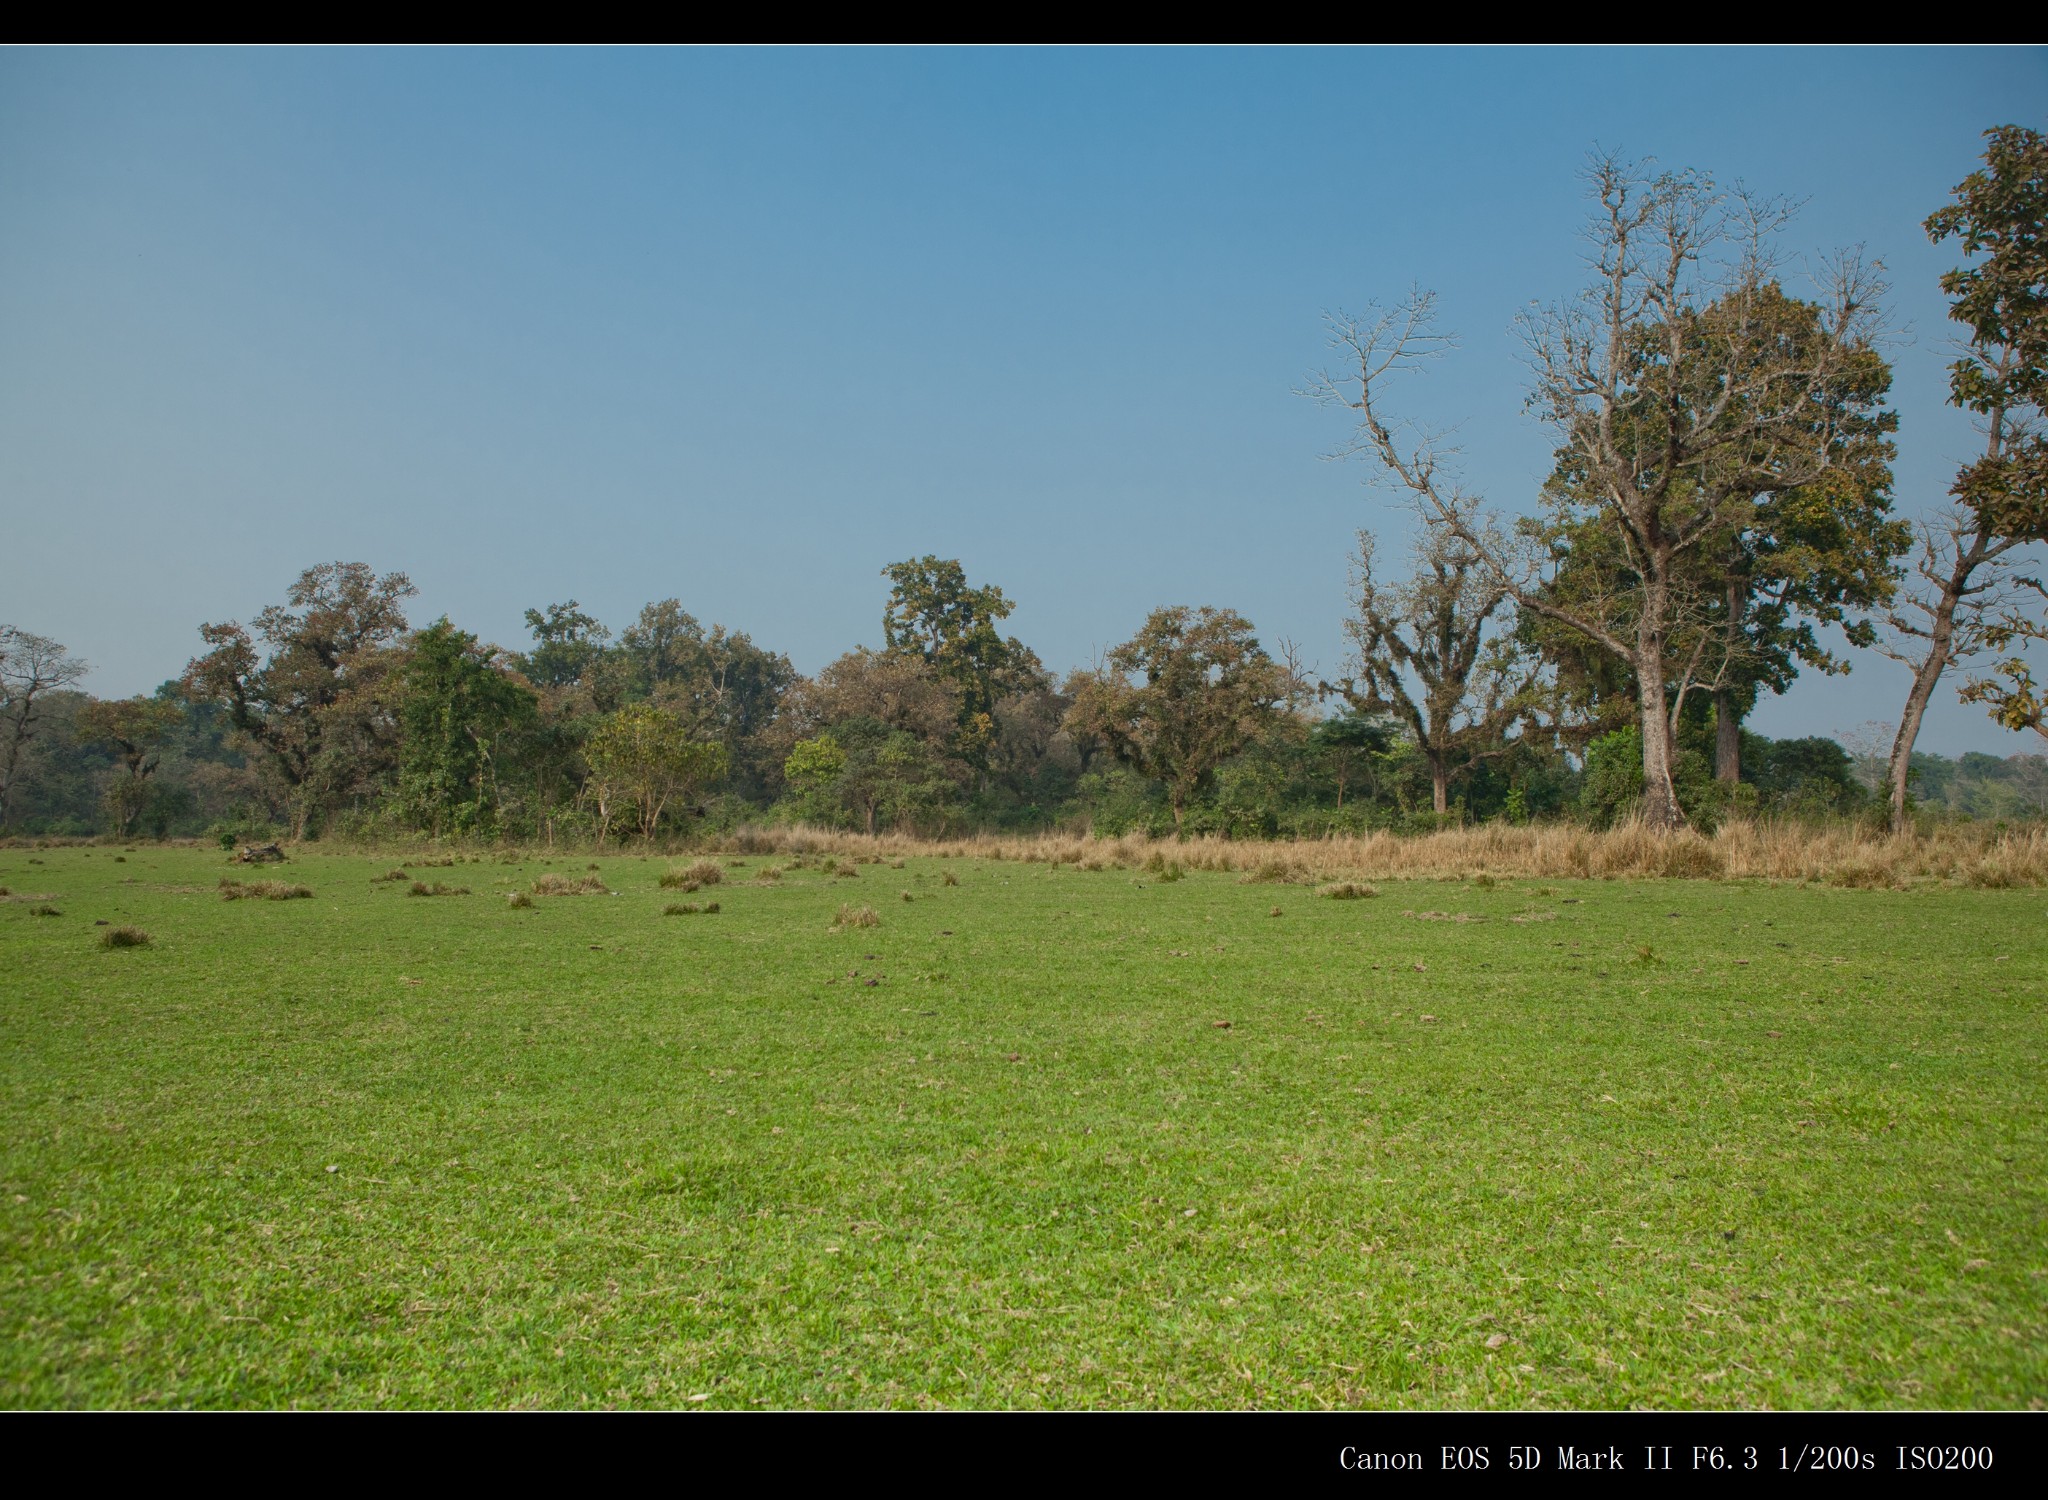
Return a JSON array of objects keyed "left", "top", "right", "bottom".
[
  {"left": 1316, "top": 881, "right": 1378, "bottom": 900},
  {"left": 506, "top": 891, "right": 533, "bottom": 909},
  {"left": 407, "top": 881, "right": 470, "bottom": 897},
  {"left": 836, "top": 866, "right": 860, "bottom": 879},
  {"left": 662, "top": 860, "right": 723, "bottom": 889},
  {"left": 30, "top": 903, "right": 60, "bottom": 917},
  {"left": 373, "top": 869, "right": 411, "bottom": 883},
  {"left": 533, "top": 873, "right": 607, "bottom": 896},
  {"left": 833, "top": 902, "right": 880, "bottom": 929},
  {"left": 1472, "top": 873, "right": 1496, "bottom": 889},
  {"left": 943, "top": 871, "right": 959, "bottom": 887},
  {"left": 1269, "top": 905, "right": 1284, "bottom": 917},
  {"left": 900, "top": 890, "right": 914, "bottom": 902},
  {"left": 753, "top": 866, "right": 782, "bottom": 883},
  {"left": 98, "top": 925, "right": 150, "bottom": 949},
  {"left": 219, "top": 878, "right": 313, "bottom": 902},
  {"left": 664, "top": 901, "right": 721, "bottom": 916}
]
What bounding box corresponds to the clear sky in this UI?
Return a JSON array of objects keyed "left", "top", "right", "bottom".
[{"left": 2, "top": 46, "right": 2043, "bottom": 755}]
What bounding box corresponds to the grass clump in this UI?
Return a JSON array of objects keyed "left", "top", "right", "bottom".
[
  {"left": 372, "top": 869, "right": 410, "bottom": 883},
  {"left": 836, "top": 866, "right": 860, "bottom": 879},
  {"left": 663, "top": 901, "right": 721, "bottom": 916},
  {"left": 532, "top": 872, "right": 607, "bottom": 896},
  {"left": 97, "top": 925, "right": 150, "bottom": 948},
  {"left": 506, "top": 891, "right": 533, "bottom": 909},
  {"left": 1316, "top": 881, "right": 1378, "bottom": 900},
  {"left": 752, "top": 866, "right": 782, "bottom": 883},
  {"left": 662, "top": 860, "right": 723, "bottom": 889},
  {"left": 942, "top": 870, "right": 959, "bottom": 887},
  {"left": 29, "top": 903, "right": 60, "bottom": 917},
  {"left": 219, "top": 878, "right": 313, "bottom": 902},
  {"left": 407, "top": 880, "right": 470, "bottom": 897},
  {"left": 833, "top": 902, "right": 880, "bottom": 929}
]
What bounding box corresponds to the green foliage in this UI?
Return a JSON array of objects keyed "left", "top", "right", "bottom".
[
  {"left": 1065, "top": 606, "right": 1288, "bottom": 830},
  {"left": 584, "top": 704, "right": 728, "bottom": 845},
  {"left": 395, "top": 619, "right": 538, "bottom": 838},
  {"left": 1580, "top": 728, "right": 1646, "bottom": 828},
  {"left": 880, "top": 557, "right": 1044, "bottom": 763}
]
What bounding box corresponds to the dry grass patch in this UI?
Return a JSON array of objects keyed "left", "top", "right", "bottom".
[
  {"left": 506, "top": 891, "right": 534, "bottom": 909},
  {"left": 662, "top": 860, "right": 723, "bottom": 889},
  {"left": 1317, "top": 881, "right": 1377, "bottom": 900},
  {"left": 532, "top": 873, "right": 607, "bottom": 896},
  {"left": 833, "top": 902, "right": 880, "bottom": 929},
  {"left": 407, "top": 880, "right": 470, "bottom": 897},
  {"left": 664, "top": 901, "right": 720, "bottom": 915},
  {"left": 219, "top": 878, "right": 313, "bottom": 901},
  {"left": 98, "top": 925, "right": 150, "bottom": 948}
]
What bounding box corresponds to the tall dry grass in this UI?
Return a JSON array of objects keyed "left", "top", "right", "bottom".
[{"left": 697, "top": 819, "right": 2048, "bottom": 888}]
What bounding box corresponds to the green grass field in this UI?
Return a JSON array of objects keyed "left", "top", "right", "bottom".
[{"left": 2, "top": 845, "right": 2042, "bottom": 1409}]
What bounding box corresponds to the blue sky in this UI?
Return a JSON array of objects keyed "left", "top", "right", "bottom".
[{"left": 2, "top": 46, "right": 2043, "bottom": 754}]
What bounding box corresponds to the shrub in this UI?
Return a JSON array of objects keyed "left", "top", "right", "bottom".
[
  {"left": 833, "top": 902, "right": 880, "bottom": 929},
  {"left": 99, "top": 926, "right": 150, "bottom": 948},
  {"left": 1316, "top": 881, "right": 1377, "bottom": 900}
]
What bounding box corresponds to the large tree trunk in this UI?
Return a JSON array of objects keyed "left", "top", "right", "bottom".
[
  {"left": 1885, "top": 537, "right": 1979, "bottom": 832},
  {"left": 1430, "top": 761, "right": 1448, "bottom": 816},
  {"left": 1635, "top": 596, "right": 1686, "bottom": 831},
  {"left": 1888, "top": 653, "right": 1947, "bottom": 834},
  {"left": 1714, "top": 690, "right": 1741, "bottom": 784}
]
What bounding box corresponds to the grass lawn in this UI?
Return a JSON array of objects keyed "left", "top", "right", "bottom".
[{"left": 1, "top": 844, "right": 2042, "bottom": 1409}]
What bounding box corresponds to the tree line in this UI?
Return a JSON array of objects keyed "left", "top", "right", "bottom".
[{"left": 2, "top": 128, "right": 2042, "bottom": 845}]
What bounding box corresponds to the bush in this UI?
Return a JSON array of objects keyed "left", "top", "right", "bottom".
[
  {"left": 99, "top": 926, "right": 150, "bottom": 948},
  {"left": 1580, "top": 728, "right": 1646, "bottom": 828}
]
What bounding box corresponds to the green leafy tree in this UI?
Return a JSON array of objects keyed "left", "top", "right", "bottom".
[
  {"left": 183, "top": 563, "right": 416, "bottom": 838},
  {"left": 1307, "top": 712, "right": 1396, "bottom": 810},
  {"left": 881, "top": 556, "right": 1045, "bottom": 763},
  {"left": 583, "top": 703, "right": 727, "bottom": 846},
  {"left": 1065, "top": 606, "right": 1288, "bottom": 831},
  {"left": 395, "top": 619, "right": 538, "bottom": 837},
  {"left": 829, "top": 716, "right": 955, "bottom": 834},
  {"left": 1881, "top": 125, "right": 2048, "bottom": 825},
  {"left": 519, "top": 601, "right": 611, "bottom": 690},
  {"left": 75, "top": 695, "right": 185, "bottom": 837}
]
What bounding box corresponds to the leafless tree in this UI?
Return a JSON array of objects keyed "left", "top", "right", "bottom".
[
  {"left": 0, "top": 626, "right": 90, "bottom": 827},
  {"left": 1309, "top": 154, "right": 1886, "bottom": 830}
]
